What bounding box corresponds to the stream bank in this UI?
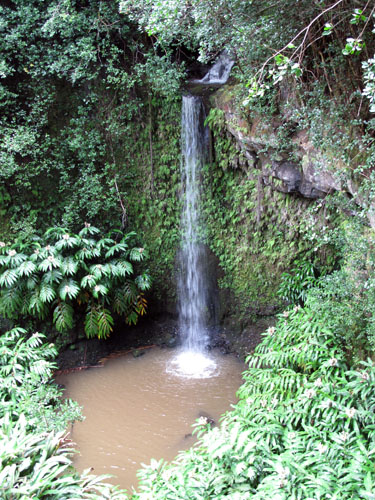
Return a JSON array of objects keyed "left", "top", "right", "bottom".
[{"left": 56, "top": 313, "right": 273, "bottom": 372}]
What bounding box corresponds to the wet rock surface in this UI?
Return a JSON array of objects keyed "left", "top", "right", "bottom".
[{"left": 56, "top": 313, "right": 271, "bottom": 371}]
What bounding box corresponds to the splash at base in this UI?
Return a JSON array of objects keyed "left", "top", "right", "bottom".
[{"left": 166, "top": 350, "right": 219, "bottom": 379}]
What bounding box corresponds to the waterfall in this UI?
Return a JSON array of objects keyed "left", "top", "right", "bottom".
[
  {"left": 167, "top": 95, "right": 217, "bottom": 379},
  {"left": 178, "top": 95, "right": 208, "bottom": 352}
]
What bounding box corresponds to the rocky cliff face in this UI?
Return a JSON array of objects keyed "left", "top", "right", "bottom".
[{"left": 212, "top": 85, "right": 347, "bottom": 201}]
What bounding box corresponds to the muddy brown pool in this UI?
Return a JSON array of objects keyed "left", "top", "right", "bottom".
[{"left": 57, "top": 347, "right": 244, "bottom": 492}]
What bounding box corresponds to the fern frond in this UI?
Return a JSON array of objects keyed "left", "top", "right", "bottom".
[
  {"left": 105, "top": 243, "right": 128, "bottom": 258},
  {"left": 96, "top": 237, "right": 115, "bottom": 251},
  {"left": 84, "top": 305, "right": 99, "bottom": 338},
  {"left": 17, "top": 260, "right": 36, "bottom": 277},
  {"left": 44, "top": 226, "right": 69, "bottom": 240},
  {"left": 53, "top": 302, "right": 74, "bottom": 331},
  {"left": 136, "top": 294, "right": 148, "bottom": 316},
  {"left": 78, "top": 225, "right": 101, "bottom": 237},
  {"left": 0, "top": 286, "right": 23, "bottom": 317},
  {"left": 135, "top": 272, "right": 152, "bottom": 290},
  {"left": 7, "top": 252, "right": 28, "bottom": 268},
  {"left": 26, "top": 275, "right": 39, "bottom": 290},
  {"left": 60, "top": 257, "right": 78, "bottom": 276},
  {"left": 55, "top": 235, "right": 80, "bottom": 250},
  {"left": 40, "top": 282, "right": 56, "bottom": 303},
  {"left": 126, "top": 310, "right": 138, "bottom": 325},
  {"left": 38, "top": 256, "right": 61, "bottom": 272},
  {"left": 42, "top": 269, "right": 63, "bottom": 284},
  {"left": 58, "top": 279, "right": 80, "bottom": 300},
  {"left": 28, "top": 287, "right": 48, "bottom": 318},
  {"left": 81, "top": 274, "right": 97, "bottom": 288},
  {"left": 0, "top": 269, "right": 19, "bottom": 287},
  {"left": 97, "top": 308, "right": 114, "bottom": 339},
  {"left": 113, "top": 260, "right": 133, "bottom": 277},
  {"left": 92, "top": 283, "right": 109, "bottom": 298},
  {"left": 75, "top": 247, "right": 94, "bottom": 260},
  {"left": 129, "top": 247, "right": 147, "bottom": 262},
  {"left": 89, "top": 264, "right": 105, "bottom": 279}
]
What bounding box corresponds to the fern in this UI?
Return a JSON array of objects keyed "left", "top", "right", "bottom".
[
  {"left": 7, "top": 252, "right": 27, "bottom": 268},
  {"left": 0, "top": 286, "right": 23, "bottom": 317},
  {"left": 0, "top": 224, "right": 151, "bottom": 339},
  {"left": 17, "top": 260, "right": 36, "bottom": 277},
  {"left": 78, "top": 225, "right": 101, "bottom": 237},
  {"left": 42, "top": 269, "right": 63, "bottom": 284},
  {"left": 114, "top": 260, "right": 133, "bottom": 277},
  {"left": 81, "top": 274, "right": 97, "bottom": 288},
  {"left": 39, "top": 282, "right": 56, "bottom": 303},
  {"left": 60, "top": 257, "right": 78, "bottom": 276},
  {"left": 44, "top": 226, "right": 69, "bottom": 239},
  {"left": 129, "top": 247, "right": 146, "bottom": 262},
  {"left": 112, "top": 289, "right": 128, "bottom": 314},
  {"left": 28, "top": 287, "right": 48, "bottom": 318},
  {"left": 0, "top": 269, "right": 18, "bottom": 287},
  {"left": 105, "top": 242, "right": 128, "bottom": 258},
  {"left": 97, "top": 307, "right": 114, "bottom": 339},
  {"left": 84, "top": 305, "right": 99, "bottom": 338},
  {"left": 136, "top": 294, "right": 148, "bottom": 316},
  {"left": 53, "top": 302, "right": 74, "bottom": 331},
  {"left": 95, "top": 237, "right": 115, "bottom": 251},
  {"left": 55, "top": 235, "right": 80, "bottom": 250},
  {"left": 38, "top": 256, "right": 61, "bottom": 272},
  {"left": 135, "top": 272, "right": 152, "bottom": 290},
  {"left": 75, "top": 247, "right": 94, "bottom": 260},
  {"left": 58, "top": 279, "right": 80, "bottom": 300},
  {"left": 92, "top": 283, "right": 109, "bottom": 298}
]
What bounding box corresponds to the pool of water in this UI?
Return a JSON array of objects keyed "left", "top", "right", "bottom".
[{"left": 56, "top": 347, "right": 244, "bottom": 491}]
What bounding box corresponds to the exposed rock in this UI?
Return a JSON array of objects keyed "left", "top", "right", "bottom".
[
  {"left": 212, "top": 86, "right": 351, "bottom": 202},
  {"left": 132, "top": 349, "right": 145, "bottom": 358},
  {"left": 271, "top": 161, "right": 302, "bottom": 193},
  {"left": 302, "top": 158, "right": 341, "bottom": 193}
]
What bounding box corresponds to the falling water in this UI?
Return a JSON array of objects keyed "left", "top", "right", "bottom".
[
  {"left": 179, "top": 95, "right": 208, "bottom": 351},
  {"left": 168, "top": 95, "right": 217, "bottom": 378}
]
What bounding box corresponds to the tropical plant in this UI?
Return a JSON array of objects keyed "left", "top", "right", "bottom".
[
  {"left": 0, "top": 327, "right": 81, "bottom": 430},
  {"left": 0, "top": 417, "right": 126, "bottom": 500},
  {"left": 277, "top": 258, "right": 318, "bottom": 305},
  {"left": 0, "top": 225, "right": 151, "bottom": 339}
]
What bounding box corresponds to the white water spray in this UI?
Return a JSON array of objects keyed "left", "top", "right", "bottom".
[{"left": 169, "top": 95, "right": 217, "bottom": 379}]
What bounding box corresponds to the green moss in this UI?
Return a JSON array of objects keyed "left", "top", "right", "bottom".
[{"left": 202, "top": 109, "right": 315, "bottom": 317}]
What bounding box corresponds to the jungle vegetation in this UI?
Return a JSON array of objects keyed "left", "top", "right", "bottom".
[{"left": 1, "top": 0, "right": 375, "bottom": 498}]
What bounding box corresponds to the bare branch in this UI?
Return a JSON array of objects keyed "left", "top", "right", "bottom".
[{"left": 257, "top": 0, "right": 344, "bottom": 82}]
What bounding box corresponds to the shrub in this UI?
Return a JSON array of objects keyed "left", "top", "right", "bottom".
[{"left": 0, "top": 225, "right": 151, "bottom": 339}]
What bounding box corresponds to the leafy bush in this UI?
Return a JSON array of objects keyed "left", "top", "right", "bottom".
[
  {"left": 0, "top": 225, "right": 151, "bottom": 339},
  {"left": 132, "top": 305, "right": 375, "bottom": 499},
  {"left": 0, "top": 327, "right": 127, "bottom": 499},
  {"left": 305, "top": 220, "right": 375, "bottom": 356},
  {"left": 0, "top": 327, "right": 80, "bottom": 430},
  {"left": 277, "top": 258, "right": 318, "bottom": 305},
  {"left": 0, "top": 417, "right": 125, "bottom": 500}
]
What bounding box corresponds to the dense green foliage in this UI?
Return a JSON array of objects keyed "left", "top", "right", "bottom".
[
  {"left": 2, "top": 1, "right": 375, "bottom": 498},
  {"left": 0, "top": 225, "right": 150, "bottom": 338},
  {"left": 0, "top": 328, "right": 128, "bottom": 499},
  {"left": 121, "top": 0, "right": 375, "bottom": 105},
  {"left": 0, "top": 0, "right": 182, "bottom": 237}
]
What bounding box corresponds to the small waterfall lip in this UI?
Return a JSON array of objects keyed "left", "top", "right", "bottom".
[{"left": 188, "top": 51, "right": 235, "bottom": 88}]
